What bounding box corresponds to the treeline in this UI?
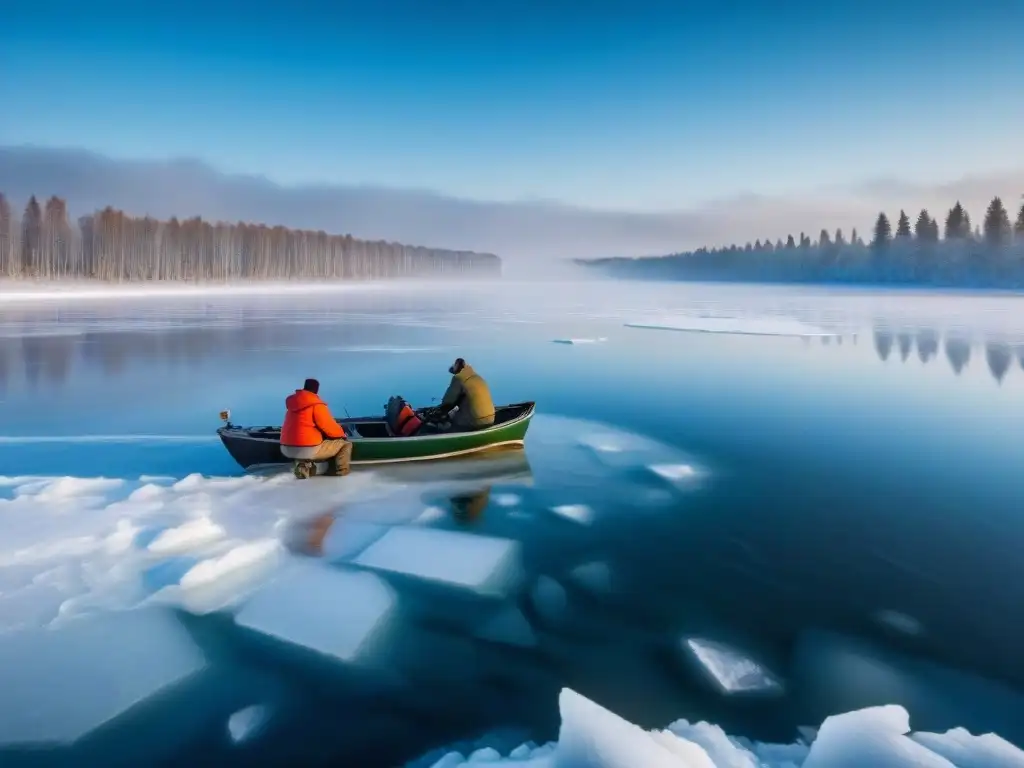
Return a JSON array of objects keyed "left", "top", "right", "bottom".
[
  {"left": 0, "top": 193, "right": 501, "bottom": 282},
  {"left": 581, "top": 196, "right": 1024, "bottom": 288}
]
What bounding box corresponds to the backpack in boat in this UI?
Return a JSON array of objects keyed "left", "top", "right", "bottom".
[{"left": 385, "top": 395, "right": 423, "bottom": 437}]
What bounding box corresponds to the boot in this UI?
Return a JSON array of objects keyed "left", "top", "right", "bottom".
[
  {"left": 293, "top": 460, "right": 316, "bottom": 480},
  {"left": 329, "top": 455, "right": 350, "bottom": 477}
]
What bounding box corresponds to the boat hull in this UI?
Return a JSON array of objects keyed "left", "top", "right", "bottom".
[{"left": 217, "top": 402, "right": 535, "bottom": 471}]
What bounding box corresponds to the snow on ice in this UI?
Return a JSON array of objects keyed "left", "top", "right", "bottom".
[{"left": 0, "top": 469, "right": 437, "bottom": 630}]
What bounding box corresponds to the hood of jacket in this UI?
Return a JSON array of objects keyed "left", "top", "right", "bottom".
[
  {"left": 285, "top": 389, "right": 323, "bottom": 412},
  {"left": 454, "top": 364, "right": 477, "bottom": 382}
]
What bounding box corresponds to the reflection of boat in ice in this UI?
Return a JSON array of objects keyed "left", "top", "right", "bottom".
[
  {"left": 373, "top": 443, "right": 533, "bottom": 486},
  {"left": 283, "top": 450, "right": 534, "bottom": 558},
  {"left": 217, "top": 402, "right": 535, "bottom": 472}
]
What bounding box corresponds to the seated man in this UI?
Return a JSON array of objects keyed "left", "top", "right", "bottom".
[
  {"left": 438, "top": 358, "right": 495, "bottom": 430},
  {"left": 280, "top": 378, "right": 352, "bottom": 478}
]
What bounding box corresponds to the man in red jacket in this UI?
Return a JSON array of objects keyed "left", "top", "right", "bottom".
[{"left": 280, "top": 378, "right": 352, "bottom": 479}]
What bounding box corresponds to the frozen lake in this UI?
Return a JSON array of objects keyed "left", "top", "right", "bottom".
[{"left": 2, "top": 280, "right": 1024, "bottom": 767}]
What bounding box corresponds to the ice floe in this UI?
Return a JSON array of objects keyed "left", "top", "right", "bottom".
[
  {"left": 682, "top": 637, "right": 785, "bottom": 696},
  {"left": 649, "top": 463, "right": 699, "bottom": 482},
  {"left": 352, "top": 527, "right": 522, "bottom": 596},
  {"left": 551, "top": 337, "right": 607, "bottom": 345},
  {"left": 0, "top": 608, "right": 207, "bottom": 748},
  {"left": 409, "top": 687, "right": 1024, "bottom": 767},
  {"left": 235, "top": 562, "right": 399, "bottom": 666},
  {"left": 549, "top": 503, "right": 595, "bottom": 525}
]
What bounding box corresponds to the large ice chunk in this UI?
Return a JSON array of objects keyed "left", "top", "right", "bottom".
[
  {"left": 791, "top": 629, "right": 1024, "bottom": 746},
  {"left": 407, "top": 687, "right": 1024, "bottom": 768},
  {"left": 234, "top": 562, "right": 397, "bottom": 665},
  {"left": 802, "top": 705, "right": 954, "bottom": 767},
  {"left": 353, "top": 527, "right": 521, "bottom": 596},
  {"left": 0, "top": 607, "right": 206, "bottom": 747},
  {"left": 911, "top": 728, "right": 1024, "bottom": 767},
  {"left": 555, "top": 688, "right": 714, "bottom": 767}
]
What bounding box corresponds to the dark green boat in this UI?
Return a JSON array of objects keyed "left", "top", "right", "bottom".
[{"left": 217, "top": 401, "right": 535, "bottom": 472}]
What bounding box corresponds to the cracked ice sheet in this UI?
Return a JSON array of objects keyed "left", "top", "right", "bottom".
[
  {"left": 410, "top": 687, "right": 1024, "bottom": 767},
  {"left": 0, "top": 471, "right": 406, "bottom": 632}
]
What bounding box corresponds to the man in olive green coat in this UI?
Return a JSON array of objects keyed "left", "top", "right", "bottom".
[{"left": 438, "top": 358, "right": 495, "bottom": 429}]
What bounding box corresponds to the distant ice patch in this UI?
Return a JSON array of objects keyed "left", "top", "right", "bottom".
[
  {"left": 625, "top": 314, "right": 839, "bottom": 338},
  {"left": 551, "top": 337, "right": 607, "bottom": 345}
]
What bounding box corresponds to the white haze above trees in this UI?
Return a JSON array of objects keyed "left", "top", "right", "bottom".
[
  {"left": 1, "top": 145, "right": 1022, "bottom": 276},
  {"left": 583, "top": 196, "right": 1024, "bottom": 288}
]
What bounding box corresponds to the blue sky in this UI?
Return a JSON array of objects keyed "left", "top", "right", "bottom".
[{"left": 1, "top": 0, "right": 1022, "bottom": 212}]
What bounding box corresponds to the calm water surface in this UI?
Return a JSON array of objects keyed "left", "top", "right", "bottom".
[{"left": 1, "top": 281, "right": 1024, "bottom": 766}]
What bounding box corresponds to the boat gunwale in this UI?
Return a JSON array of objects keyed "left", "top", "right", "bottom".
[{"left": 217, "top": 401, "right": 536, "bottom": 445}]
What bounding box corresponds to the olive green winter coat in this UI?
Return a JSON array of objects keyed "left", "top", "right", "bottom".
[{"left": 441, "top": 363, "right": 495, "bottom": 428}]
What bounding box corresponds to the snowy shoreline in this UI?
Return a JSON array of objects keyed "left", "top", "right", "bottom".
[{"left": 0, "top": 279, "right": 444, "bottom": 303}]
